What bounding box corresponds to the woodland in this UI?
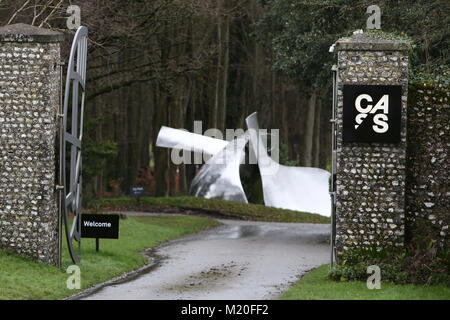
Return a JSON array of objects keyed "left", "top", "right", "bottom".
[{"left": 1, "top": 0, "right": 448, "bottom": 203}]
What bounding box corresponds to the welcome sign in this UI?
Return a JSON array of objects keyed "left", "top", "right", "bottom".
[
  {"left": 343, "top": 85, "right": 402, "bottom": 143},
  {"left": 81, "top": 214, "right": 120, "bottom": 239}
]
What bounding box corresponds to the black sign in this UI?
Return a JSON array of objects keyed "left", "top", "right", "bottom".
[
  {"left": 343, "top": 85, "right": 402, "bottom": 143},
  {"left": 81, "top": 214, "right": 119, "bottom": 239},
  {"left": 130, "top": 186, "right": 146, "bottom": 198}
]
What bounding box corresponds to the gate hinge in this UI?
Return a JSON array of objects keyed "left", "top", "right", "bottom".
[{"left": 56, "top": 185, "right": 64, "bottom": 191}]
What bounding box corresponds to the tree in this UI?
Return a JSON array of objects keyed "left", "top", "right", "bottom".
[{"left": 254, "top": 0, "right": 449, "bottom": 166}]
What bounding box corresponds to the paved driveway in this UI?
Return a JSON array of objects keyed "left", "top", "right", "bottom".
[{"left": 78, "top": 217, "right": 330, "bottom": 300}]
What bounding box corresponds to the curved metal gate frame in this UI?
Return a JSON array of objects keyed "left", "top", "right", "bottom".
[
  {"left": 59, "top": 26, "right": 88, "bottom": 264},
  {"left": 330, "top": 64, "right": 338, "bottom": 270}
]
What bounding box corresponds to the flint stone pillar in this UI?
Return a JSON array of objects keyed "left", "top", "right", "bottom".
[
  {"left": 0, "top": 23, "right": 63, "bottom": 265},
  {"left": 334, "top": 33, "right": 410, "bottom": 259}
]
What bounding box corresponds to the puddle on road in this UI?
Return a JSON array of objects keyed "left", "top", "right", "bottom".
[{"left": 237, "top": 225, "right": 261, "bottom": 238}]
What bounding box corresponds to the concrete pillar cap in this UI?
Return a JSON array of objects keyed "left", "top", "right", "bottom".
[
  {"left": 336, "top": 33, "right": 411, "bottom": 51},
  {"left": 0, "top": 23, "right": 64, "bottom": 43}
]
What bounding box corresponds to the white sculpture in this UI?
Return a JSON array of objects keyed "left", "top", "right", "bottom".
[
  {"left": 155, "top": 113, "right": 331, "bottom": 217},
  {"left": 190, "top": 134, "right": 249, "bottom": 203},
  {"left": 246, "top": 113, "right": 331, "bottom": 216}
]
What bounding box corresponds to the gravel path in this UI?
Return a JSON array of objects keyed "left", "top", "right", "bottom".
[{"left": 77, "top": 215, "right": 330, "bottom": 300}]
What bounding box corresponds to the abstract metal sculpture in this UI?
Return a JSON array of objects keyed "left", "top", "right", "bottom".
[
  {"left": 246, "top": 113, "right": 331, "bottom": 216},
  {"left": 156, "top": 126, "right": 248, "bottom": 202},
  {"left": 190, "top": 133, "right": 249, "bottom": 203},
  {"left": 156, "top": 126, "right": 228, "bottom": 157},
  {"left": 155, "top": 113, "right": 331, "bottom": 217},
  {"left": 59, "top": 26, "right": 88, "bottom": 264}
]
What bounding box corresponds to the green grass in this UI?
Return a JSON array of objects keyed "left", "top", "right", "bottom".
[
  {"left": 93, "top": 196, "right": 330, "bottom": 224},
  {"left": 0, "top": 215, "right": 221, "bottom": 300},
  {"left": 281, "top": 264, "right": 450, "bottom": 300}
]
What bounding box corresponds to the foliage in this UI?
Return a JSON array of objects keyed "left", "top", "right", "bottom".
[
  {"left": 329, "top": 244, "right": 450, "bottom": 286},
  {"left": 83, "top": 140, "right": 117, "bottom": 184},
  {"left": 255, "top": 0, "right": 360, "bottom": 89},
  {"left": 281, "top": 264, "right": 450, "bottom": 300},
  {"left": 82, "top": 115, "right": 118, "bottom": 201},
  {"left": 255, "top": 0, "right": 450, "bottom": 88},
  {"left": 409, "top": 65, "right": 450, "bottom": 87},
  {"left": 329, "top": 259, "right": 408, "bottom": 285},
  {"left": 90, "top": 196, "right": 331, "bottom": 224}
]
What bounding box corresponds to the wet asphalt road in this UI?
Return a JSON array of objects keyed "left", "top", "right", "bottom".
[{"left": 79, "top": 217, "right": 330, "bottom": 300}]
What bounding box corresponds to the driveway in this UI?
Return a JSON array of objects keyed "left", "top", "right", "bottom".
[{"left": 77, "top": 217, "right": 330, "bottom": 300}]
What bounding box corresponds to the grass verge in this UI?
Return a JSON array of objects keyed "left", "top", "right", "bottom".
[
  {"left": 0, "top": 215, "right": 221, "bottom": 300},
  {"left": 92, "top": 196, "right": 330, "bottom": 224},
  {"left": 281, "top": 264, "right": 450, "bottom": 300}
]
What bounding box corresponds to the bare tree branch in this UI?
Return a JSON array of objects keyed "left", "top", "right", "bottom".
[
  {"left": 38, "top": 0, "right": 62, "bottom": 27},
  {"left": 31, "top": 0, "right": 53, "bottom": 26},
  {"left": 7, "top": 0, "right": 31, "bottom": 24}
]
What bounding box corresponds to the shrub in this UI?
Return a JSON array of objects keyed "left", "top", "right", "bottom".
[{"left": 329, "top": 245, "right": 449, "bottom": 286}]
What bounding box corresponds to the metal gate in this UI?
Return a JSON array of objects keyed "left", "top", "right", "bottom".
[
  {"left": 329, "top": 64, "right": 338, "bottom": 270},
  {"left": 58, "top": 26, "right": 88, "bottom": 265}
]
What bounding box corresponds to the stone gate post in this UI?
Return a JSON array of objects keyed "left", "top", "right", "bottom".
[
  {"left": 333, "top": 33, "right": 410, "bottom": 260},
  {"left": 0, "top": 23, "right": 63, "bottom": 265}
]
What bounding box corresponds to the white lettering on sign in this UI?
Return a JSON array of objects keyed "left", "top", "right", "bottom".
[
  {"left": 83, "top": 221, "right": 112, "bottom": 228},
  {"left": 370, "top": 94, "right": 389, "bottom": 114},
  {"left": 354, "top": 94, "right": 389, "bottom": 133},
  {"left": 355, "top": 94, "right": 373, "bottom": 113},
  {"left": 373, "top": 114, "right": 389, "bottom": 133}
]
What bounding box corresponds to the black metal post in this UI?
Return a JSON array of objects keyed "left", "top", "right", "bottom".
[{"left": 57, "top": 62, "right": 64, "bottom": 269}]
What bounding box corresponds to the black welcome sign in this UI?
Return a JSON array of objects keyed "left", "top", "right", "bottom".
[
  {"left": 81, "top": 214, "right": 119, "bottom": 239},
  {"left": 343, "top": 85, "right": 402, "bottom": 143}
]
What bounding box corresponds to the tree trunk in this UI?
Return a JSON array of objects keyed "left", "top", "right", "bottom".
[
  {"left": 219, "top": 14, "right": 230, "bottom": 132},
  {"left": 211, "top": 17, "right": 221, "bottom": 130},
  {"left": 313, "top": 96, "right": 322, "bottom": 167},
  {"left": 280, "top": 82, "right": 289, "bottom": 155},
  {"left": 153, "top": 88, "right": 169, "bottom": 196},
  {"left": 303, "top": 90, "right": 316, "bottom": 167}
]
